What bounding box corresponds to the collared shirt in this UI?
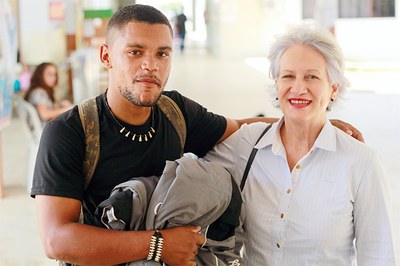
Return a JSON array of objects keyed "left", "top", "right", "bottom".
[{"left": 204, "top": 118, "right": 396, "bottom": 266}]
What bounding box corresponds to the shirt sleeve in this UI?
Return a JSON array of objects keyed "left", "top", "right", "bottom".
[
  {"left": 27, "top": 89, "right": 53, "bottom": 107},
  {"left": 204, "top": 123, "right": 268, "bottom": 187},
  {"left": 30, "top": 107, "right": 86, "bottom": 201},
  {"left": 353, "top": 151, "right": 397, "bottom": 265}
]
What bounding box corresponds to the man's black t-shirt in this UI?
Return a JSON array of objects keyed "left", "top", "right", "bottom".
[{"left": 31, "top": 90, "right": 226, "bottom": 221}]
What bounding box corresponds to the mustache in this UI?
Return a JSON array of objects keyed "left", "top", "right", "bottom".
[{"left": 135, "top": 74, "right": 162, "bottom": 86}]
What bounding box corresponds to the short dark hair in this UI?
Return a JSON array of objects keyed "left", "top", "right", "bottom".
[{"left": 106, "top": 4, "right": 173, "bottom": 43}]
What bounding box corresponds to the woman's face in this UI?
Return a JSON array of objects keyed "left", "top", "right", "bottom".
[
  {"left": 276, "top": 44, "right": 338, "bottom": 125},
  {"left": 43, "top": 65, "right": 57, "bottom": 88}
]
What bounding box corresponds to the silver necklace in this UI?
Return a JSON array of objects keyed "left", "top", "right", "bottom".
[{"left": 105, "top": 96, "right": 156, "bottom": 142}]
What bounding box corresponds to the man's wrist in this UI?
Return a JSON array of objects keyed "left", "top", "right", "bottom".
[{"left": 146, "top": 230, "right": 163, "bottom": 263}]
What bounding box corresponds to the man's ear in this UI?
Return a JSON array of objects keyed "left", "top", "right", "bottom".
[{"left": 100, "top": 44, "right": 112, "bottom": 69}]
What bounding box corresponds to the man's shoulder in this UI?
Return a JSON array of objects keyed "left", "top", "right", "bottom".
[
  {"left": 162, "top": 90, "right": 203, "bottom": 108},
  {"left": 51, "top": 104, "right": 80, "bottom": 123},
  {"left": 161, "top": 90, "right": 190, "bottom": 111},
  {"left": 43, "top": 105, "right": 82, "bottom": 137},
  {"left": 162, "top": 90, "right": 183, "bottom": 101}
]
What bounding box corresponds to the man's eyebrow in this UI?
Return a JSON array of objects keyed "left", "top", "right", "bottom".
[
  {"left": 126, "top": 43, "right": 172, "bottom": 51},
  {"left": 126, "top": 43, "right": 144, "bottom": 48},
  {"left": 159, "top": 46, "right": 172, "bottom": 51}
]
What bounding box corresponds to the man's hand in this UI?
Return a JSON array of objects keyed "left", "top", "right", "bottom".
[
  {"left": 160, "top": 226, "right": 205, "bottom": 266},
  {"left": 330, "top": 119, "right": 365, "bottom": 143}
]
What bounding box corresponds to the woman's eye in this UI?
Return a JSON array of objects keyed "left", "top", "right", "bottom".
[{"left": 307, "top": 74, "right": 320, "bottom": 80}]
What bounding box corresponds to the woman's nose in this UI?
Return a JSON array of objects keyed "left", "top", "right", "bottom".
[{"left": 290, "top": 78, "right": 307, "bottom": 94}]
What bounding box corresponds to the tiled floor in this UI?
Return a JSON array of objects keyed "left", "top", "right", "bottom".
[{"left": 1, "top": 46, "right": 399, "bottom": 265}]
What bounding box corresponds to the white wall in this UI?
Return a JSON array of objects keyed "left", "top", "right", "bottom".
[
  {"left": 335, "top": 18, "right": 400, "bottom": 61},
  {"left": 19, "top": 0, "right": 67, "bottom": 65},
  {"left": 205, "top": 0, "right": 400, "bottom": 62},
  {"left": 206, "top": 0, "right": 301, "bottom": 58}
]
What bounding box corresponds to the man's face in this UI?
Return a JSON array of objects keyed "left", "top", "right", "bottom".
[{"left": 101, "top": 22, "right": 173, "bottom": 106}]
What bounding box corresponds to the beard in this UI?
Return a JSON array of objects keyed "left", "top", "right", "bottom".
[
  {"left": 119, "top": 73, "right": 168, "bottom": 106},
  {"left": 120, "top": 85, "right": 163, "bottom": 107}
]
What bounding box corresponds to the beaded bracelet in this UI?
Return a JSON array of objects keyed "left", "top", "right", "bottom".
[{"left": 146, "top": 230, "right": 163, "bottom": 263}]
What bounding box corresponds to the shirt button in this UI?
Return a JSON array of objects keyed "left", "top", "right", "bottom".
[
  {"left": 295, "top": 164, "right": 301, "bottom": 170},
  {"left": 287, "top": 188, "right": 292, "bottom": 194},
  {"left": 276, "top": 243, "right": 281, "bottom": 248},
  {"left": 280, "top": 213, "right": 284, "bottom": 218}
]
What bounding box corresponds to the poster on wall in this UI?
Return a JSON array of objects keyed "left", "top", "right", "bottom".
[{"left": 0, "top": 0, "right": 17, "bottom": 131}]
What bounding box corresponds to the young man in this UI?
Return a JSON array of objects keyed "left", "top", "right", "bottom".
[{"left": 31, "top": 4, "right": 363, "bottom": 266}]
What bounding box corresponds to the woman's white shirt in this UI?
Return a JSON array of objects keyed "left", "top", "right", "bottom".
[{"left": 204, "top": 118, "right": 396, "bottom": 266}]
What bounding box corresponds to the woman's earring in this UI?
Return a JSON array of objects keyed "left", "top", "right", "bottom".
[{"left": 327, "top": 98, "right": 334, "bottom": 111}]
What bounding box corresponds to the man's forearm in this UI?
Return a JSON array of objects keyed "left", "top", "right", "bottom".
[
  {"left": 43, "top": 223, "right": 151, "bottom": 266},
  {"left": 236, "top": 117, "right": 279, "bottom": 126}
]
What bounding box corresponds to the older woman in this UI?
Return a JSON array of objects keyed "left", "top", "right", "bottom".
[{"left": 204, "top": 25, "right": 396, "bottom": 265}]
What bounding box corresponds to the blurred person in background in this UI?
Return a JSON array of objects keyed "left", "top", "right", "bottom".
[
  {"left": 175, "top": 7, "right": 187, "bottom": 53},
  {"left": 24, "top": 62, "right": 72, "bottom": 123}
]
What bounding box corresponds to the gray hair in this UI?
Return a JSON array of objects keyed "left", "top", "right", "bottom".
[{"left": 268, "top": 24, "right": 350, "bottom": 110}]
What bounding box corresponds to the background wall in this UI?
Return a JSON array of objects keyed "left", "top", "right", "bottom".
[
  {"left": 336, "top": 18, "right": 400, "bottom": 61},
  {"left": 19, "top": 0, "right": 67, "bottom": 65},
  {"left": 206, "top": 0, "right": 301, "bottom": 58}
]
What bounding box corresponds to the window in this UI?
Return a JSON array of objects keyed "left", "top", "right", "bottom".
[
  {"left": 339, "top": 0, "right": 395, "bottom": 18},
  {"left": 302, "top": 0, "right": 396, "bottom": 19}
]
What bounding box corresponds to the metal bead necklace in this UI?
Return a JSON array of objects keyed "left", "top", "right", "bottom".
[{"left": 105, "top": 95, "right": 156, "bottom": 142}]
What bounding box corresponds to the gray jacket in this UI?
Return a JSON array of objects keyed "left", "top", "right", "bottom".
[
  {"left": 94, "top": 175, "right": 160, "bottom": 231},
  {"left": 95, "top": 156, "right": 243, "bottom": 266}
]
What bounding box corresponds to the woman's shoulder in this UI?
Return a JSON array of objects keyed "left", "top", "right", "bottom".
[
  {"left": 27, "top": 87, "right": 51, "bottom": 104},
  {"left": 29, "top": 87, "right": 48, "bottom": 95},
  {"left": 334, "top": 126, "right": 380, "bottom": 160},
  {"left": 238, "top": 122, "right": 274, "bottom": 144},
  {"left": 241, "top": 122, "right": 273, "bottom": 134}
]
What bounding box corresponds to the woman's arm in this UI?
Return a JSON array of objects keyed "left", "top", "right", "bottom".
[
  {"left": 36, "top": 102, "right": 71, "bottom": 121},
  {"left": 353, "top": 152, "right": 396, "bottom": 265}
]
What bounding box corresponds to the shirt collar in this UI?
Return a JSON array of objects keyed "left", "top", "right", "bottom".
[
  {"left": 254, "top": 118, "right": 284, "bottom": 156},
  {"left": 254, "top": 117, "right": 337, "bottom": 154},
  {"left": 313, "top": 119, "right": 337, "bottom": 152}
]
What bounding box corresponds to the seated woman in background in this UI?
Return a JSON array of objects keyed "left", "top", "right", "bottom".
[
  {"left": 204, "top": 24, "right": 396, "bottom": 265},
  {"left": 24, "top": 62, "right": 72, "bottom": 123}
]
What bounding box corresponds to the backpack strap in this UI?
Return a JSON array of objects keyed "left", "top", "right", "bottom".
[
  {"left": 157, "top": 95, "right": 187, "bottom": 155},
  {"left": 240, "top": 123, "right": 273, "bottom": 191},
  {"left": 78, "top": 97, "right": 100, "bottom": 190}
]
